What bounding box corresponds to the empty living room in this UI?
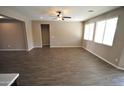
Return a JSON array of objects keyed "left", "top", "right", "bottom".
[{"left": 0, "top": 4, "right": 124, "bottom": 90}]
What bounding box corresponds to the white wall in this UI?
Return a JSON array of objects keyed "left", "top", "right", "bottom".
[
  {"left": 32, "top": 21, "right": 83, "bottom": 47},
  {"left": 0, "top": 6, "right": 33, "bottom": 50}
]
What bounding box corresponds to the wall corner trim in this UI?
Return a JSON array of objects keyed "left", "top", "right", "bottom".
[
  {"left": 27, "top": 46, "right": 42, "bottom": 51},
  {"left": 82, "top": 47, "right": 124, "bottom": 70},
  {"left": 27, "top": 47, "right": 34, "bottom": 51}
]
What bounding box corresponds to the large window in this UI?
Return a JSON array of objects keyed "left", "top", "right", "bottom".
[
  {"left": 84, "top": 23, "right": 95, "bottom": 41},
  {"left": 103, "top": 17, "right": 118, "bottom": 46},
  {"left": 84, "top": 24, "right": 89, "bottom": 40},
  {"left": 94, "top": 20, "right": 106, "bottom": 43},
  {"left": 94, "top": 17, "right": 118, "bottom": 46}
]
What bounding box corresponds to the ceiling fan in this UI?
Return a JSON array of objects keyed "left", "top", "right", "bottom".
[{"left": 56, "top": 11, "right": 71, "bottom": 21}]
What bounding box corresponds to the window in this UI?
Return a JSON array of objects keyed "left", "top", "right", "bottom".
[
  {"left": 103, "top": 17, "right": 118, "bottom": 46},
  {"left": 94, "top": 20, "right": 106, "bottom": 43},
  {"left": 94, "top": 17, "right": 118, "bottom": 46},
  {"left": 84, "top": 23, "right": 95, "bottom": 41},
  {"left": 89, "top": 23, "right": 95, "bottom": 40},
  {"left": 84, "top": 24, "right": 89, "bottom": 40}
]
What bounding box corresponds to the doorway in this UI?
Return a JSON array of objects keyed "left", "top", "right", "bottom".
[{"left": 41, "top": 24, "right": 50, "bottom": 47}]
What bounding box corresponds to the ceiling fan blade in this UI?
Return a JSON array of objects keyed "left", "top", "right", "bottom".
[{"left": 63, "top": 16, "right": 71, "bottom": 18}]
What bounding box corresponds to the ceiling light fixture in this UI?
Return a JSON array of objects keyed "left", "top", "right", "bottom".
[
  {"left": 57, "top": 17, "right": 62, "bottom": 21},
  {"left": 56, "top": 11, "right": 71, "bottom": 21},
  {"left": 88, "top": 10, "right": 94, "bottom": 12}
]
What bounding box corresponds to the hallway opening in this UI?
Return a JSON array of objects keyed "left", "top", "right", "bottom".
[{"left": 41, "top": 24, "right": 50, "bottom": 47}]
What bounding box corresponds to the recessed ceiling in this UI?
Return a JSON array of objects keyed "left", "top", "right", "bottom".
[{"left": 8, "top": 6, "right": 120, "bottom": 21}]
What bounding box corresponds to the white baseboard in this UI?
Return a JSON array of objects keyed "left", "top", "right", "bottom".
[
  {"left": 82, "top": 47, "right": 124, "bottom": 70},
  {"left": 43, "top": 44, "right": 50, "bottom": 45},
  {"left": 50, "top": 46, "right": 82, "bottom": 48},
  {"left": 28, "top": 45, "right": 81, "bottom": 50},
  {"left": 34, "top": 46, "right": 42, "bottom": 48},
  {"left": 0, "top": 49, "right": 27, "bottom": 51}
]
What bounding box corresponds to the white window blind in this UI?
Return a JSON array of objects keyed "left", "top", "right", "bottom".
[
  {"left": 89, "top": 23, "right": 95, "bottom": 40},
  {"left": 84, "top": 23, "right": 95, "bottom": 41},
  {"left": 103, "top": 17, "right": 118, "bottom": 46},
  {"left": 94, "top": 20, "right": 106, "bottom": 43},
  {"left": 84, "top": 24, "right": 89, "bottom": 40}
]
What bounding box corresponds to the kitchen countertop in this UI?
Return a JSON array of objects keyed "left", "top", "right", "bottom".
[{"left": 0, "top": 73, "right": 19, "bottom": 86}]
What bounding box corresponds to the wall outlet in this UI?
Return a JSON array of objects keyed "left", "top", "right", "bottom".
[
  {"left": 115, "top": 58, "right": 118, "bottom": 62},
  {"left": 52, "top": 36, "right": 55, "bottom": 39},
  {"left": 8, "top": 45, "right": 11, "bottom": 48}
]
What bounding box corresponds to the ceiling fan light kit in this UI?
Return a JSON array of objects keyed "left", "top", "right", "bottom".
[
  {"left": 56, "top": 11, "right": 71, "bottom": 21},
  {"left": 57, "top": 17, "right": 62, "bottom": 21}
]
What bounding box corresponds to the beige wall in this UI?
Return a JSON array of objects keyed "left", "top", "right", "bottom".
[
  {"left": 32, "top": 21, "right": 83, "bottom": 47},
  {"left": 0, "top": 21, "right": 27, "bottom": 50},
  {"left": 82, "top": 7, "right": 124, "bottom": 67},
  {"left": 119, "top": 48, "right": 124, "bottom": 67},
  {"left": 0, "top": 6, "right": 33, "bottom": 50}
]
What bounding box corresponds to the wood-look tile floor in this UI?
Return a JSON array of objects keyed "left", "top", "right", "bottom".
[{"left": 0, "top": 47, "right": 124, "bottom": 86}]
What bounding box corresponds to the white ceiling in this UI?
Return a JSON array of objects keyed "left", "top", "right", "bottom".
[{"left": 9, "top": 6, "right": 119, "bottom": 21}]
